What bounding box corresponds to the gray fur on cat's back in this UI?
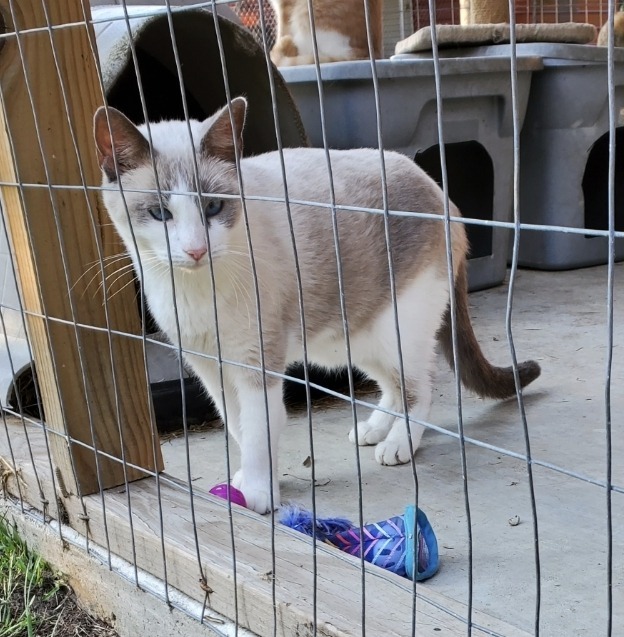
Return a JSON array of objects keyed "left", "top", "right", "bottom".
[{"left": 241, "top": 148, "right": 455, "bottom": 333}]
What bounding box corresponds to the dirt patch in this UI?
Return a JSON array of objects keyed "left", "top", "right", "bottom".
[{"left": 7, "top": 571, "right": 119, "bottom": 636}]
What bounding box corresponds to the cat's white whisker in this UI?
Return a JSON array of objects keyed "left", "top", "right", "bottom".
[
  {"left": 76, "top": 258, "right": 136, "bottom": 298},
  {"left": 93, "top": 256, "right": 159, "bottom": 299},
  {"left": 222, "top": 247, "right": 273, "bottom": 268},
  {"left": 222, "top": 266, "right": 252, "bottom": 323},
  {"left": 103, "top": 259, "right": 164, "bottom": 303},
  {"left": 103, "top": 261, "right": 138, "bottom": 282},
  {"left": 96, "top": 269, "right": 137, "bottom": 300},
  {"left": 105, "top": 276, "right": 140, "bottom": 304},
  {"left": 229, "top": 256, "right": 278, "bottom": 307},
  {"left": 72, "top": 255, "right": 128, "bottom": 290}
]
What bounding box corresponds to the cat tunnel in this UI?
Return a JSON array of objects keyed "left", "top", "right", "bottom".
[{"left": 93, "top": 5, "right": 307, "bottom": 153}]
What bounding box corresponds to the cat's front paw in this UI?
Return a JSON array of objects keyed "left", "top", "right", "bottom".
[
  {"left": 348, "top": 421, "right": 390, "bottom": 446},
  {"left": 374, "top": 439, "right": 414, "bottom": 466},
  {"left": 232, "top": 470, "right": 280, "bottom": 514}
]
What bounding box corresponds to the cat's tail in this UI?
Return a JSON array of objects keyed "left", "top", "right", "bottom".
[{"left": 437, "top": 262, "right": 541, "bottom": 400}]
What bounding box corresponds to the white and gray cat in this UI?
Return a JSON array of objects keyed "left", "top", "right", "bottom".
[{"left": 94, "top": 98, "right": 540, "bottom": 513}]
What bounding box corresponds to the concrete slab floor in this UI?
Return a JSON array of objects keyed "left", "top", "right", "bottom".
[{"left": 161, "top": 264, "right": 624, "bottom": 636}]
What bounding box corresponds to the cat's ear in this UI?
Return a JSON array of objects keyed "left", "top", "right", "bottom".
[
  {"left": 93, "top": 106, "right": 150, "bottom": 181},
  {"left": 200, "top": 97, "right": 247, "bottom": 164}
]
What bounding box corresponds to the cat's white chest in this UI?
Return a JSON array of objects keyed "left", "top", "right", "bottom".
[
  {"left": 291, "top": 24, "right": 352, "bottom": 59},
  {"left": 144, "top": 270, "right": 217, "bottom": 348}
]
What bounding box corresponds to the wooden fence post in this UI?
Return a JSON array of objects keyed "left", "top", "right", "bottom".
[{"left": 0, "top": 0, "right": 163, "bottom": 496}]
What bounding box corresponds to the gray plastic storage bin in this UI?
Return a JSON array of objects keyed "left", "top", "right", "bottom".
[
  {"left": 426, "top": 43, "right": 624, "bottom": 270},
  {"left": 518, "top": 43, "right": 624, "bottom": 269},
  {"left": 279, "top": 56, "right": 542, "bottom": 290}
]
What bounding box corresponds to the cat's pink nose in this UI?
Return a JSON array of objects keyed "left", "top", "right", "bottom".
[{"left": 185, "top": 247, "right": 207, "bottom": 262}]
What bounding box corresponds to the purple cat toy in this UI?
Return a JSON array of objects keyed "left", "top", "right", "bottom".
[{"left": 281, "top": 505, "right": 439, "bottom": 581}]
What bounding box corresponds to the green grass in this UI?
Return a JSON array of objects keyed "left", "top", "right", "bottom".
[
  {"left": 0, "top": 516, "right": 62, "bottom": 637},
  {"left": 0, "top": 516, "right": 117, "bottom": 637}
]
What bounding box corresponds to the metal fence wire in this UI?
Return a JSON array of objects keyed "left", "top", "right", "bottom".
[{"left": 0, "top": 1, "right": 621, "bottom": 636}]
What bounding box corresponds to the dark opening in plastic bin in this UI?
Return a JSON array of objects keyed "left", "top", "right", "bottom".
[
  {"left": 415, "top": 142, "right": 494, "bottom": 260},
  {"left": 583, "top": 127, "right": 624, "bottom": 236}
]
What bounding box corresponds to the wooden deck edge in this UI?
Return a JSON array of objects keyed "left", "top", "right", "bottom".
[
  {"left": 0, "top": 420, "right": 531, "bottom": 637},
  {"left": 0, "top": 499, "right": 255, "bottom": 637}
]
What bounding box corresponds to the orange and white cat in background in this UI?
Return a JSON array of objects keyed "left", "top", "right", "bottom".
[{"left": 269, "top": 0, "right": 383, "bottom": 65}]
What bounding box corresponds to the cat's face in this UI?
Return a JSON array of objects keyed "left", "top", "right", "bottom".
[{"left": 93, "top": 99, "right": 247, "bottom": 271}]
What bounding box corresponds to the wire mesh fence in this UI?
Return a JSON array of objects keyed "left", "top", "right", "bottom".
[{"left": 0, "top": 1, "right": 621, "bottom": 636}]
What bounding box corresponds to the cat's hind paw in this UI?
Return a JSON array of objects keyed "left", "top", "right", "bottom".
[
  {"left": 374, "top": 438, "right": 414, "bottom": 466},
  {"left": 348, "top": 421, "right": 391, "bottom": 446},
  {"left": 232, "top": 470, "right": 280, "bottom": 514}
]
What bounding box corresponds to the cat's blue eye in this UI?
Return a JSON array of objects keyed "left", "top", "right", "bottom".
[
  {"left": 148, "top": 207, "right": 173, "bottom": 222},
  {"left": 204, "top": 198, "right": 224, "bottom": 217}
]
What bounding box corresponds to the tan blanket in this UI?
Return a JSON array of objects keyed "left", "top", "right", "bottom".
[{"left": 395, "top": 23, "right": 597, "bottom": 55}]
